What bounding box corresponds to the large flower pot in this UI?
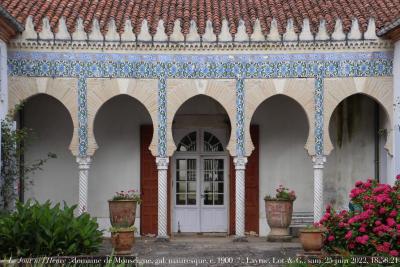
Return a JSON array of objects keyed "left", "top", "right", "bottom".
[
  {"left": 299, "top": 230, "right": 324, "bottom": 253},
  {"left": 111, "top": 230, "right": 135, "bottom": 255},
  {"left": 265, "top": 199, "right": 293, "bottom": 242},
  {"left": 108, "top": 200, "right": 137, "bottom": 227}
]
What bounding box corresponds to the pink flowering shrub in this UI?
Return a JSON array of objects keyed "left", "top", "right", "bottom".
[{"left": 320, "top": 177, "right": 399, "bottom": 256}]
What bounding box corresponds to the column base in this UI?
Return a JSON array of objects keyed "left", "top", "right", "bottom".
[
  {"left": 155, "top": 236, "right": 170, "bottom": 242},
  {"left": 233, "top": 236, "right": 248, "bottom": 242}
]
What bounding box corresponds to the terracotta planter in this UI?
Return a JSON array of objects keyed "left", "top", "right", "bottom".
[
  {"left": 108, "top": 200, "right": 137, "bottom": 227},
  {"left": 265, "top": 199, "right": 293, "bottom": 242},
  {"left": 111, "top": 230, "right": 135, "bottom": 255},
  {"left": 299, "top": 230, "right": 324, "bottom": 253}
]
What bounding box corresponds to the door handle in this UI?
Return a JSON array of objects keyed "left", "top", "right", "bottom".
[{"left": 200, "top": 194, "right": 205, "bottom": 198}]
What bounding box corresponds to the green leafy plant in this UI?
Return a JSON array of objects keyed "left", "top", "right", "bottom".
[
  {"left": 1, "top": 105, "right": 56, "bottom": 211},
  {"left": 111, "top": 190, "right": 141, "bottom": 204},
  {"left": 264, "top": 185, "right": 296, "bottom": 201},
  {"left": 0, "top": 200, "right": 103, "bottom": 258}
]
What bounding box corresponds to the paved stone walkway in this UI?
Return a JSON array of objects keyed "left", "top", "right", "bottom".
[{"left": 100, "top": 236, "right": 303, "bottom": 267}]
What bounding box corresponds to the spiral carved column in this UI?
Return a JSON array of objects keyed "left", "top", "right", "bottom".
[
  {"left": 312, "top": 155, "right": 325, "bottom": 222},
  {"left": 156, "top": 157, "right": 169, "bottom": 241},
  {"left": 77, "top": 156, "right": 91, "bottom": 215},
  {"left": 234, "top": 156, "right": 247, "bottom": 241}
]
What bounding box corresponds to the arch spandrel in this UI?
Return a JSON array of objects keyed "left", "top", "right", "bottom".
[
  {"left": 87, "top": 78, "right": 158, "bottom": 157},
  {"left": 8, "top": 77, "right": 79, "bottom": 156},
  {"left": 324, "top": 77, "right": 393, "bottom": 156},
  {"left": 167, "top": 79, "right": 236, "bottom": 157},
  {"left": 245, "top": 78, "right": 315, "bottom": 157}
]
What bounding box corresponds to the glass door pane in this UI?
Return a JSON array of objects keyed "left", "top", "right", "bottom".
[
  {"left": 176, "top": 159, "right": 197, "bottom": 205},
  {"left": 202, "top": 159, "right": 224, "bottom": 206}
]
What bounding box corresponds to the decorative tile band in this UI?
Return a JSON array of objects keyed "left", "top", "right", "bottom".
[
  {"left": 314, "top": 64, "right": 325, "bottom": 156},
  {"left": 158, "top": 74, "right": 167, "bottom": 157},
  {"left": 236, "top": 77, "right": 245, "bottom": 157},
  {"left": 6, "top": 51, "right": 393, "bottom": 157},
  {"left": 8, "top": 52, "right": 393, "bottom": 79},
  {"left": 77, "top": 77, "right": 88, "bottom": 156},
  {"left": 8, "top": 51, "right": 393, "bottom": 62}
]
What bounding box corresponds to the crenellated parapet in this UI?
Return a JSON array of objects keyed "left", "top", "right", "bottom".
[{"left": 9, "top": 16, "right": 392, "bottom": 51}]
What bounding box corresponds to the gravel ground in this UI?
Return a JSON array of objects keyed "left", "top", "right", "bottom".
[{"left": 99, "top": 236, "right": 303, "bottom": 267}]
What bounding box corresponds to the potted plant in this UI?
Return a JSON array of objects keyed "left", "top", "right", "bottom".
[
  {"left": 110, "top": 226, "right": 136, "bottom": 255},
  {"left": 299, "top": 223, "right": 326, "bottom": 254},
  {"left": 264, "top": 185, "right": 296, "bottom": 242},
  {"left": 108, "top": 190, "right": 141, "bottom": 227}
]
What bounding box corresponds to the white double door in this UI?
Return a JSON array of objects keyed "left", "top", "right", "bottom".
[{"left": 173, "top": 156, "right": 228, "bottom": 233}]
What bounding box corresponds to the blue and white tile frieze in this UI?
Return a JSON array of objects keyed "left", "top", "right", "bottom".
[
  {"left": 7, "top": 51, "right": 393, "bottom": 157},
  {"left": 314, "top": 64, "right": 325, "bottom": 156}
]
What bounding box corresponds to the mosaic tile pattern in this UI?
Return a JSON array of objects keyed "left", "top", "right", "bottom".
[
  {"left": 158, "top": 74, "right": 167, "bottom": 157},
  {"left": 314, "top": 64, "right": 325, "bottom": 156},
  {"left": 77, "top": 77, "right": 88, "bottom": 156},
  {"left": 236, "top": 77, "right": 245, "bottom": 157},
  {"left": 7, "top": 51, "right": 393, "bottom": 157}
]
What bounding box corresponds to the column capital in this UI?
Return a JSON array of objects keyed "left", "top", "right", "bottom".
[
  {"left": 234, "top": 157, "right": 247, "bottom": 170},
  {"left": 156, "top": 157, "right": 169, "bottom": 170},
  {"left": 312, "top": 155, "right": 326, "bottom": 169},
  {"left": 76, "top": 156, "right": 92, "bottom": 170}
]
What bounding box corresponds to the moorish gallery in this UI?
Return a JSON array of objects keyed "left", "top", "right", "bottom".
[{"left": 0, "top": 0, "right": 399, "bottom": 240}]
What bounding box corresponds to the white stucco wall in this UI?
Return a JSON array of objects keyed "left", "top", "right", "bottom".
[
  {"left": 251, "top": 95, "right": 313, "bottom": 236},
  {"left": 325, "top": 95, "right": 388, "bottom": 210},
  {"left": 24, "top": 95, "right": 77, "bottom": 205},
  {"left": 89, "top": 95, "right": 152, "bottom": 235}
]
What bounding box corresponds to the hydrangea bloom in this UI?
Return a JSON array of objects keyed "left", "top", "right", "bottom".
[{"left": 320, "top": 177, "right": 399, "bottom": 256}]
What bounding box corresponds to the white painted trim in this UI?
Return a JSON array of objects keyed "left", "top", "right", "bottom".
[
  {"left": 0, "top": 40, "right": 8, "bottom": 120},
  {"left": 391, "top": 40, "right": 400, "bottom": 185},
  {"left": 0, "top": 40, "right": 7, "bottom": 174}
]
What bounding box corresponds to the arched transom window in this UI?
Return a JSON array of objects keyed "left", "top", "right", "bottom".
[{"left": 177, "top": 131, "right": 224, "bottom": 153}]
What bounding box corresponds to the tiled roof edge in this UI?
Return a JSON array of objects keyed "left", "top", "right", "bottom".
[
  {"left": 377, "top": 17, "right": 400, "bottom": 37},
  {"left": 0, "top": 4, "right": 24, "bottom": 32}
]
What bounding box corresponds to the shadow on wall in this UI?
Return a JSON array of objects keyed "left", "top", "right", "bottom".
[
  {"left": 325, "top": 94, "right": 389, "bottom": 210},
  {"left": 22, "top": 94, "right": 76, "bottom": 206},
  {"left": 89, "top": 95, "right": 152, "bottom": 232},
  {"left": 251, "top": 95, "right": 313, "bottom": 214}
]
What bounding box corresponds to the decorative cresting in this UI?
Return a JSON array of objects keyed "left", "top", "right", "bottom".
[
  {"left": 166, "top": 79, "right": 236, "bottom": 156},
  {"left": 7, "top": 51, "right": 393, "bottom": 157},
  {"left": 234, "top": 156, "right": 247, "bottom": 240},
  {"left": 245, "top": 79, "right": 315, "bottom": 156},
  {"left": 8, "top": 77, "right": 79, "bottom": 156},
  {"left": 86, "top": 79, "right": 158, "bottom": 156},
  {"left": 312, "top": 155, "right": 326, "bottom": 222},
  {"left": 11, "top": 16, "right": 388, "bottom": 51},
  {"left": 156, "top": 157, "right": 169, "bottom": 240},
  {"left": 77, "top": 156, "right": 91, "bottom": 215},
  {"left": 324, "top": 77, "right": 394, "bottom": 156}
]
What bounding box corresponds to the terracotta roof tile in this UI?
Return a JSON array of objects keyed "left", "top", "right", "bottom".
[{"left": 1, "top": 0, "right": 399, "bottom": 37}]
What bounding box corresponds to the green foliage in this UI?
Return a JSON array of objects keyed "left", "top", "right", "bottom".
[
  {"left": 1, "top": 104, "right": 56, "bottom": 211},
  {"left": 0, "top": 200, "right": 103, "bottom": 258}
]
